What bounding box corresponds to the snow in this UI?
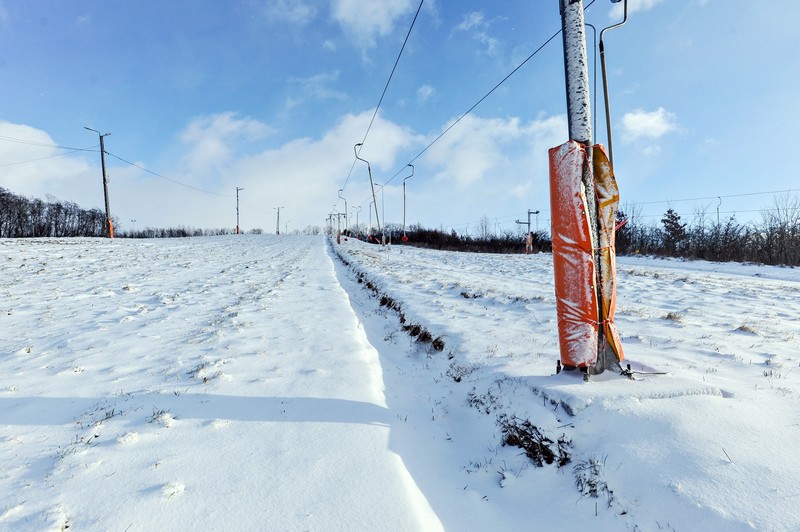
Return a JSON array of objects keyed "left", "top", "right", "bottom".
[{"left": 2, "top": 235, "right": 799, "bottom": 531}]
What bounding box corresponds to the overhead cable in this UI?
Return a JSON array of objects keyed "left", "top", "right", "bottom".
[
  {"left": 0, "top": 146, "right": 99, "bottom": 167},
  {"left": 354, "top": 0, "right": 598, "bottom": 210},
  {"left": 0, "top": 134, "right": 97, "bottom": 152},
  {"left": 106, "top": 151, "right": 232, "bottom": 197},
  {"left": 341, "top": 0, "right": 425, "bottom": 192}
]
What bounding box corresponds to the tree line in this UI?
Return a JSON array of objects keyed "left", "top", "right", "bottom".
[
  {"left": 0, "top": 187, "right": 109, "bottom": 238},
  {"left": 4, "top": 186, "right": 799, "bottom": 266},
  {"left": 341, "top": 220, "right": 551, "bottom": 254},
  {"left": 616, "top": 194, "right": 800, "bottom": 266},
  {"left": 382, "top": 194, "right": 800, "bottom": 267}
]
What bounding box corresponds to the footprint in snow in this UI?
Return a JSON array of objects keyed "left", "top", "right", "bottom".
[
  {"left": 161, "top": 482, "right": 186, "bottom": 498},
  {"left": 209, "top": 419, "right": 229, "bottom": 429},
  {"left": 116, "top": 432, "right": 139, "bottom": 445}
]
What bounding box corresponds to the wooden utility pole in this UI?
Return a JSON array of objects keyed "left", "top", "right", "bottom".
[
  {"left": 84, "top": 127, "right": 113, "bottom": 238},
  {"left": 275, "top": 206, "right": 283, "bottom": 235},
  {"left": 236, "top": 187, "right": 244, "bottom": 234}
]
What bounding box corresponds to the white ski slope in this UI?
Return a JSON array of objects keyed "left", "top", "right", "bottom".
[{"left": 1, "top": 234, "right": 799, "bottom": 531}]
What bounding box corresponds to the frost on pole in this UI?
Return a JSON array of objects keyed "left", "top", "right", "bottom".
[
  {"left": 560, "top": 0, "right": 592, "bottom": 143},
  {"left": 550, "top": 0, "right": 623, "bottom": 373}
]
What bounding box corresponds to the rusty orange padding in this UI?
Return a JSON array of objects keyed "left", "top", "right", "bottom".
[
  {"left": 108, "top": 219, "right": 115, "bottom": 239},
  {"left": 548, "top": 141, "right": 599, "bottom": 368},
  {"left": 548, "top": 141, "right": 624, "bottom": 369},
  {"left": 592, "top": 145, "right": 624, "bottom": 362}
]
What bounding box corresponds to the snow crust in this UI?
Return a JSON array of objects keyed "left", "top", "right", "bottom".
[{"left": 2, "top": 235, "right": 799, "bottom": 531}]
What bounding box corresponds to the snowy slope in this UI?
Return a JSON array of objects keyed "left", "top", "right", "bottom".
[
  {"left": 1, "top": 235, "right": 799, "bottom": 531},
  {"left": 334, "top": 239, "right": 800, "bottom": 531}
]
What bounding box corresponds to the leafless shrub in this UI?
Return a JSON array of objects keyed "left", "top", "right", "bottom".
[{"left": 498, "top": 414, "right": 571, "bottom": 468}]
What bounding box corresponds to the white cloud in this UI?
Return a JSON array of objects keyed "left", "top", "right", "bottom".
[
  {"left": 620, "top": 107, "right": 677, "bottom": 143},
  {"left": 454, "top": 10, "right": 499, "bottom": 56},
  {"left": 0, "top": 121, "right": 95, "bottom": 203},
  {"left": 179, "top": 112, "right": 273, "bottom": 176},
  {"left": 456, "top": 12, "right": 484, "bottom": 32},
  {"left": 288, "top": 71, "right": 347, "bottom": 104},
  {"left": 1, "top": 110, "right": 572, "bottom": 233},
  {"left": 697, "top": 137, "right": 719, "bottom": 155},
  {"left": 261, "top": 0, "right": 317, "bottom": 25},
  {"left": 424, "top": 114, "right": 566, "bottom": 188},
  {"left": 402, "top": 113, "right": 566, "bottom": 234},
  {"left": 416, "top": 84, "right": 435, "bottom": 103},
  {"left": 224, "top": 110, "right": 422, "bottom": 231},
  {"left": 323, "top": 39, "right": 337, "bottom": 52},
  {"left": 611, "top": 0, "right": 663, "bottom": 19},
  {"left": 331, "top": 0, "right": 415, "bottom": 49}
]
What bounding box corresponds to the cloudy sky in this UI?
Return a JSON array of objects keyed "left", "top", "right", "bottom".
[{"left": 1, "top": 0, "right": 798, "bottom": 234}]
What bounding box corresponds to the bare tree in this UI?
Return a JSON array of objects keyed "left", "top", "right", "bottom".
[{"left": 476, "top": 215, "right": 492, "bottom": 241}]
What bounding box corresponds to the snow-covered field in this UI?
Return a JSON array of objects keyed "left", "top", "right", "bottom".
[{"left": 2, "top": 235, "right": 799, "bottom": 531}]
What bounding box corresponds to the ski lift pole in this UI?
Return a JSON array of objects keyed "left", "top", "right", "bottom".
[
  {"left": 558, "top": 0, "right": 608, "bottom": 374},
  {"left": 338, "top": 189, "right": 347, "bottom": 234},
  {"left": 403, "top": 164, "right": 414, "bottom": 240},
  {"left": 355, "top": 143, "right": 381, "bottom": 237},
  {"left": 530, "top": 210, "right": 540, "bottom": 233},
  {"left": 375, "top": 182, "right": 386, "bottom": 245},
  {"left": 600, "top": 0, "right": 628, "bottom": 168}
]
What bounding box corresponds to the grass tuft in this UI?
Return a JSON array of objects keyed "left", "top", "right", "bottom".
[
  {"left": 663, "top": 311, "right": 685, "bottom": 322},
  {"left": 497, "top": 414, "right": 571, "bottom": 468}
]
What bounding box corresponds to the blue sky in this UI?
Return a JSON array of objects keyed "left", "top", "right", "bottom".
[{"left": 1, "top": 0, "right": 799, "bottom": 234}]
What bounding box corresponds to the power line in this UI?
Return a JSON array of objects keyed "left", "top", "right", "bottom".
[
  {"left": 633, "top": 188, "right": 800, "bottom": 206},
  {"left": 341, "top": 0, "right": 425, "bottom": 192},
  {"left": 0, "top": 146, "right": 99, "bottom": 167},
  {"left": 0, "top": 134, "right": 99, "bottom": 166},
  {"left": 105, "top": 151, "right": 232, "bottom": 197},
  {"left": 389, "top": 30, "right": 563, "bottom": 184},
  {"left": 0, "top": 134, "right": 97, "bottom": 152},
  {"left": 351, "top": 0, "right": 598, "bottom": 212}
]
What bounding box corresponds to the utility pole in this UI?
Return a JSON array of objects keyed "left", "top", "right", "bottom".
[
  {"left": 84, "top": 127, "right": 113, "bottom": 238},
  {"left": 275, "top": 206, "right": 284, "bottom": 235},
  {"left": 236, "top": 187, "right": 244, "bottom": 234}
]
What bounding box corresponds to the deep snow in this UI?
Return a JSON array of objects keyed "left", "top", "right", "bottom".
[{"left": 1, "top": 235, "right": 799, "bottom": 531}]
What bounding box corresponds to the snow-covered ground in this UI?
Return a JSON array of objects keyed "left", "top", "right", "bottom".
[{"left": 2, "top": 235, "right": 799, "bottom": 531}]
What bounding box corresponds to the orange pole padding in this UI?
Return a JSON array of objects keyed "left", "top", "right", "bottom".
[
  {"left": 108, "top": 219, "right": 115, "bottom": 239},
  {"left": 592, "top": 145, "right": 624, "bottom": 362},
  {"left": 548, "top": 141, "right": 599, "bottom": 368}
]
